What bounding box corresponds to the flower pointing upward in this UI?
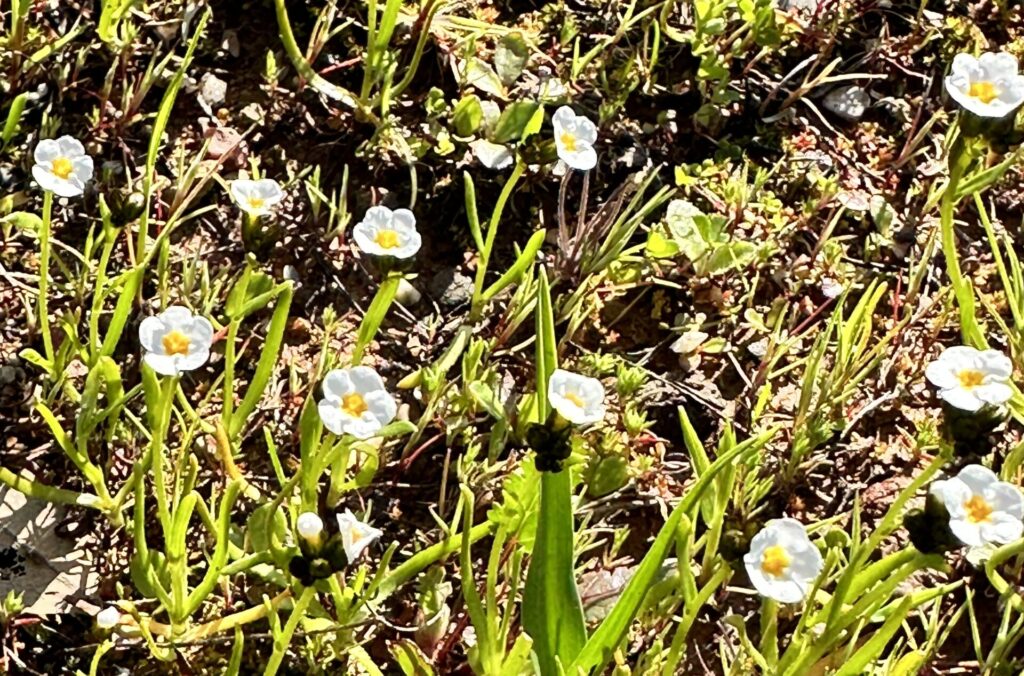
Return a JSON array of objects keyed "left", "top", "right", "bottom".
[
  {"left": 317, "top": 366, "right": 397, "bottom": 439},
  {"left": 930, "top": 464, "right": 1024, "bottom": 548},
  {"left": 352, "top": 206, "right": 421, "bottom": 259},
  {"left": 33, "top": 136, "right": 94, "bottom": 198},
  {"left": 743, "top": 518, "right": 823, "bottom": 604},
  {"left": 139, "top": 306, "right": 214, "bottom": 376},
  {"left": 548, "top": 369, "right": 605, "bottom": 425},
  {"left": 230, "top": 178, "right": 284, "bottom": 217},
  {"left": 945, "top": 52, "right": 1024, "bottom": 119},
  {"left": 925, "top": 346, "right": 1013, "bottom": 412},
  {"left": 552, "top": 106, "right": 598, "bottom": 171}
]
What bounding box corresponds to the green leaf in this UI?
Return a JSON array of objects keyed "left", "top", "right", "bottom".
[
  {"left": 831, "top": 598, "right": 914, "bottom": 676},
  {"left": 453, "top": 95, "right": 484, "bottom": 137},
  {"left": 481, "top": 229, "right": 545, "bottom": 303},
  {"left": 533, "top": 267, "right": 557, "bottom": 420},
  {"left": 494, "top": 32, "right": 529, "bottom": 86},
  {"left": 645, "top": 229, "right": 680, "bottom": 259},
  {"left": 522, "top": 470, "right": 587, "bottom": 675},
  {"left": 568, "top": 502, "right": 688, "bottom": 674},
  {"left": 492, "top": 101, "right": 541, "bottom": 144},
  {"left": 522, "top": 268, "right": 586, "bottom": 674},
  {"left": 460, "top": 57, "right": 505, "bottom": 98},
  {"left": 353, "top": 275, "right": 401, "bottom": 364},
  {"left": 1, "top": 211, "right": 41, "bottom": 233},
  {"left": 230, "top": 282, "right": 293, "bottom": 438},
  {"left": 700, "top": 241, "right": 757, "bottom": 275}
]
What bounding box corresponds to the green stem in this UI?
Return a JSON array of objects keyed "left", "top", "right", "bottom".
[
  {"left": 470, "top": 161, "right": 526, "bottom": 321},
  {"left": 150, "top": 376, "right": 178, "bottom": 532},
  {"left": 0, "top": 466, "right": 100, "bottom": 508},
  {"left": 939, "top": 134, "right": 980, "bottom": 344},
  {"left": 89, "top": 222, "right": 118, "bottom": 365},
  {"left": 264, "top": 586, "right": 316, "bottom": 676},
  {"left": 37, "top": 191, "right": 54, "bottom": 365}
]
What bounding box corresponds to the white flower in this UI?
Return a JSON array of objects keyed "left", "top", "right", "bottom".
[
  {"left": 32, "top": 136, "right": 94, "bottom": 198},
  {"left": 548, "top": 368, "right": 606, "bottom": 425},
  {"left": 930, "top": 464, "right": 1024, "bottom": 548},
  {"left": 139, "top": 305, "right": 215, "bottom": 376},
  {"left": 743, "top": 518, "right": 823, "bottom": 604},
  {"left": 336, "top": 509, "right": 383, "bottom": 563},
  {"left": 317, "top": 366, "right": 397, "bottom": 439},
  {"left": 296, "top": 512, "right": 324, "bottom": 542},
  {"left": 552, "top": 106, "right": 598, "bottom": 171},
  {"left": 925, "top": 345, "right": 1013, "bottom": 412},
  {"left": 95, "top": 606, "right": 121, "bottom": 629},
  {"left": 945, "top": 52, "right": 1024, "bottom": 118},
  {"left": 352, "top": 205, "right": 421, "bottom": 258},
  {"left": 230, "top": 178, "right": 284, "bottom": 217}
]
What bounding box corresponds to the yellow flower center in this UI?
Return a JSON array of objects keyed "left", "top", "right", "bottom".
[
  {"left": 51, "top": 157, "right": 74, "bottom": 180},
  {"left": 248, "top": 196, "right": 265, "bottom": 210},
  {"left": 374, "top": 230, "right": 401, "bottom": 249},
  {"left": 968, "top": 81, "right": 998, "bottom": 104},
  {"left": 347, "top": 525, "right": 365, "bottom": 542},
  {"left": 161, "top": 330, "right": 191, "bottom": 356},
  {"left": 760, "top": 545, "right": 791, "bottom": 578},
  {"left": 964, "top": 495, "right": 994, "bottom": 524},
  {"left": 958, "top": 369, "right": 985, "bottom": 389},
  {"left": 560, "top": 132, "right": 578, "bottom": 152},
  {"left": 341, "top": 393, "right": 368, "bottom": 417},
  {"left": 565, "top": 392, "right": 585, "bottom": 408}
]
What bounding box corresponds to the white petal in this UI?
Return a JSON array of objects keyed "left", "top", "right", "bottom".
[
  {"left": 978, "top": 349, "right": 1013, "bottom": 378},
  {"left": 363, "top": 206, "right": 394, "bottom": 229},
  {"left": 391, "top": 208, "right": 416, "bottom": 230},
  {"left": 366, "top": 390, "right": 397, "bottom": 427},
  {"left": 348, "top": 366, "right": 385, "bottom": 393},
  {"left": 175, "top": 347, "right": 210, "bottom": 372},
  {"left": 930, "top": 478, "right": 970, "bottom": 516},
  {"left": 342, "top": 414, "right": 384, "bottom": 439},
  {"left": 957, "top": 464, "right": 999, "bottom": 494},
  {"left": 56, "top": 135, "right": 86, "bottom": 157},
  {"left": 974, "top": 382, "right": 1013, "bottom": 406},
  {"left": 144, "top": 352, "right": 180, "bottom": 376},
  {"left": 34, "top": 139, "right": 60, "bottom": 164},
  {"left": 318, "top": 399, "right": 345, "bottom": 434},
  {"left": 160, "top": 305, "right": 195, "bottom": 328},
  {"left": 572, "top": 116, "right": 598, "bottom": 145},
  {"left": 139, "top": 316, "right": 168, "bottom": 353},
  {"left": 254, "top": 179, "right": 284, "bottom": 203},
  {"left": 72, "top": 155, "right": 94, "bottom": 183},
  {"left": 188, "top": 316, "right": 215, "bottom": 350},
  {"left": 986, "top": 482, "right": 1024, "bottom": 518},
  {"left": 560, "top": 145, "right": 598, "bottom": 171},
  {"left": 981, "top": 513, "right": 1024, "bottom": 544},
  {"left": 323, "top": 369, "right": 354, "bottom": 399},
  {"left": 948, "top": 518, "right": 985, "bottom": 547},
  {"left": 552, "top": 106, "right": 577, "bottom": 132},
  {"left": 924, "top": 361, "right": 959, "bottom": 390},
  {"left": 939, "top": 386, "right": 983, "bottom": 412},
  {"left": 352, "top": 222, "right": 383, "bottom": 256}
]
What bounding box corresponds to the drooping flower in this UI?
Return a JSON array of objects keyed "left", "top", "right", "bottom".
[
  {"left": 139, "top": 305, "right": 214, "bottom": 376},
  {"left": 945, "top": 52, "right": 1024, "bottom": 119},
  {"left": 32, "top": 136, "right": 94, "bottom": 198},
  {"left": 230, "top": 178, "right": 284, "bottom": 218},
  {"left": 95, "top": 606, "right": 121, "bottom": 629},
  {"left": 925, "top": 346, "right": 1013, "bottom": 412},
  {"left": 548, "top": 368, "right": 606, "bottom": 425},
  {"left": 336, "top": 509, "right": 383, "bottom": 563},
  {"left": 352, "top": 206, "right": 421, "bottom": 259},
  {"left": 296, "top": 512, "right": 324, "bottom": 545},
  {"left": 552, "top": 106, "right": 598, "bottom": 171},
  {"left": 317, "top": 366, "right": 397, "bottom": 439},
  {"left": 930, "top": 464, "right": 1024, "bottom": 547},
  {"left": 743, "top": 518, "right": 823, "bottom": 604}
]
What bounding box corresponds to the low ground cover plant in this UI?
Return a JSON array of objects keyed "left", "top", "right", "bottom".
[{"left": 3, "top": 0, "right": 1024, "bottom": 674}]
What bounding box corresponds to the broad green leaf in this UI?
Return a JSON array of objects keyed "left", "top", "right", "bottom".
[
  {"left": 492, "top": 101, "right": 541, "bottom": 144},
  {"left": 522, "top": 470, "right": 587, "bottom": 675},
  {"left": 453, "top": 95, "right": 484, "bottom": 137},
  {"left": 494, "top": 32, "right": 529, "bottom": 86}
]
